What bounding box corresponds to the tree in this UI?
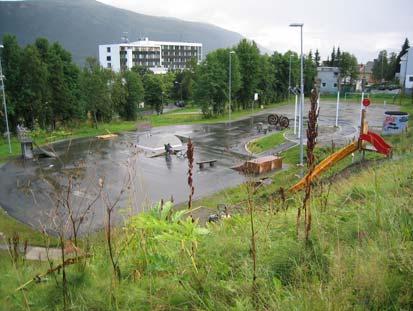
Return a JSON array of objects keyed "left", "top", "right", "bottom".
[
  {"left": 122, "top": 70, "right": 144, "bottom": 120},
  {"left": 372, "top": 50, "right": 388, "bottom": 82},
  {"left": 0, "top": 34, "right": 22, "bottom": 131},
  {"left": 143, "top": 73, "right": 164, "bottom": 114},
  {"left": 314, "top": 49, "right": 321, "bottom": 67},
  {"left": 235, "top": 39, "right": 260, "bottom": 108},
  {"left": 336, "top": 47, "right": 342, "bottom": 67},
  {"left": 304, "top": 52, "right": 317, "bottom": 95},
  {"left": 80, "top": 57, "right": 112, "bottom": 127},
  {"left": 330, "top": 47, "right": 336, "bottom": 66},
  {"left": 396, "top": 38, "right": 410, "bottom": 74},
  {"left": 193, "top": 48, "right": 241, "bottom": 116},
  {"left": 18, "top": 45, "right": 49, "bottom": 129},
  {"left": 339, "top": 52, "right": 359, "bottom": 86},
  {"left": 47, "top": 51, "right": 71, "bottom": 128}
]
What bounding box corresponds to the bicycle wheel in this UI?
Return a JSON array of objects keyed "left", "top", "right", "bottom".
[
  {"left": 267, "top": 114, "right": 279, "bottom": 126},
  {"left": 279, "top": 116, "right": 290, "bottom": 129}
]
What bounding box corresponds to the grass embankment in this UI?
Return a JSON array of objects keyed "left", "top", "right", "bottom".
[{"left": 246, "top": 131, "right": 286, "bottom": 154}]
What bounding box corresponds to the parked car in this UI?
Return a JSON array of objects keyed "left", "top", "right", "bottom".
[{"left": 175, "top": 100, "right": 185, "bottom": 107}]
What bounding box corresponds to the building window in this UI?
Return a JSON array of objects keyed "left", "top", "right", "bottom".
[
  {"left": 106, "top": 56, "right": 111, "bottom": 61},
  {"left": 333, "top": 83, "right": 337, "bottom": 87},
  {"left": 107, "top": 63, "right": 111, "bottom": 68},
  {"left": 409, "top": 76, "right": 413, "bottom": 82},
  {"left": 322, "top": 83, "right": 326, "bottom": 87},
  {"left": 107, "top": 47, "right": 111, "bottom": 53}
]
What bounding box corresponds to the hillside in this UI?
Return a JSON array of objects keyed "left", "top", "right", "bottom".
[{"left": 0, "top": 0, "right": 245, "bottom": 64}]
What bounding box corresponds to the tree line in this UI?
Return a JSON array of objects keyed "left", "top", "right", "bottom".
[{"left": 1, "top": 34, "right": 353, "bottom": 133}]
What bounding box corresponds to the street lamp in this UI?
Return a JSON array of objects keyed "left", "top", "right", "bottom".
[
  {"left": 289, "top": 23, "right": 304, "bottom": 168},
  {"left": 0, "top": 44, "right": 12, "bottom": 154},
  {"left": 228, "top": 50, "right": 235, "bottom": 121}
]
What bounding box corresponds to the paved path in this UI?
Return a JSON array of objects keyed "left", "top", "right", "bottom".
[{"left": 0, "top": 243, "right": 62, "bottom": 261}]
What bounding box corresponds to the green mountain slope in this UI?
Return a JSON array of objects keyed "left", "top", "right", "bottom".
[{"left": 0, "top": 0, "right": 245, "bottom": 64}]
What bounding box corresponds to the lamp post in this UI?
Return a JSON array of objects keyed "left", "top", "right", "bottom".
[
  {"left": 228, "top": 50, "right": 235, "bottom": 121},
  {"left": 289, "top": 23, "right": 304, "bottom": 168},
  {"left": 0, "top": 44, "right": 12, "bottom": 154}
]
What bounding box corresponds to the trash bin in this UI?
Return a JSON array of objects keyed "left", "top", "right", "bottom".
[{"left": 382, "top": 111, "right": 409, "bottom": 135}]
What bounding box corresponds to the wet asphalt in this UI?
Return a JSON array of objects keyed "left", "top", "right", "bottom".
[{"left": 0, "top": 101, "right": 399, "bottom": 233}]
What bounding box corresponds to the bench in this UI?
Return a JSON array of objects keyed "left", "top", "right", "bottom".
[{"left": 196, "top": 159, "right": 217, "bottom": 169}]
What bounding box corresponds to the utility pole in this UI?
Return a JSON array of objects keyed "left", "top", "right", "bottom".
[
  {"left": 229, "top": 50, "right": 235, "bottom": 121},
  {"left": 289, "top": 23, "right": 304, "bottom": 169},
  {"left": 0, "top": 45, "right": 12, "bottom": 154}
]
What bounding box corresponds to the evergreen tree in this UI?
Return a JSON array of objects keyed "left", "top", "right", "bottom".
[
  {"left": 123, "top": 70, "right": 144, "bottom": 120},
  {"left": 314, "top": 49, "right": 321, "bottom": 67},
  {"left": 143, "top": 73, "right": 165, "bottom": 114},
  {"left": 396, "top": 38, "right": 410, "bottom": 73},
  {"left": 330, "top": 47, "right": 336, "bottom": 66},
  {"left": 80, "top": 57, "right": 112, "bottom": 127},
  {"left": 235, "top": 39, "right": 260, "bottom": 109},
  {"left": 18, "top": 45, "right": 49, "bottom": 128},
  {"left": 336, "top": 47, "right": 342, "bottom": 67},
  {"left": 0, "top": 34, "right": 21, "bottom": 131}
]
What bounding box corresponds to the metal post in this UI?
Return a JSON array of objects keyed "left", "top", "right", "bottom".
[
  {"left": 335, "top": 91, "right": 340, "bottom": 127},
  {"left": 288, "top": 54, "right": 292, "bottom": 103},
  {"left": 229, "top": 51, "right": 235, "bottom": 121},
  {"left": 289, "top": 23, "right": 304, "bottom": 168},
  {"left": 294, "top": 94, "right": 298, "bottom": 135},
  {"left": 360, "top": 91, "right": 364, "bottom": 125},
  {"left": 0, "top": 51, "right": 12, "bottom": 154},
  {"left": 299, "top": 25, "right": 304, "bottom": 168}
]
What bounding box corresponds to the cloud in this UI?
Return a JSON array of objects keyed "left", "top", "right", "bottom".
[{"left": 97, "top": 0, "right": 413, "bottom": 62}]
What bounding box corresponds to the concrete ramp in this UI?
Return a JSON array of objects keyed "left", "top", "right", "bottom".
[{"left": 137, "top": 133, "right": 183, "bottom": 152}]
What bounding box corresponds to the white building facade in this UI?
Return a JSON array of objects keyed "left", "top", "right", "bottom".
[
  {"left": 98, "top": 38, "right": 202, "bottom": 74},
  {"left": 399, "top": 47, "right": 413, "bottom": 94}
]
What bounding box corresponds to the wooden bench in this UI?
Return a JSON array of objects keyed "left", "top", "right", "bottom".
[{"left": 196, "top": 159, "right": 217, "bottom": 169}]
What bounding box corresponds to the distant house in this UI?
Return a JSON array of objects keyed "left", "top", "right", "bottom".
[
  {"left": 399, "top": 47, "right": 413, "bottom": 94},
  {"left": 316, "top": 67, "right": 340, "bottom": 94},
  {"left": 360, "top": 61, "right": 374, "bottom": 84}
]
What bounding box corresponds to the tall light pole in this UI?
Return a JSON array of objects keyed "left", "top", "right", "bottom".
[
  {"left": 289, "top": 23, "right": 304, "bottom": 168},
  {"left": 229, "top": 50, "right": 235, "bottom": 121},
  {"left": 0, "top": 44, "right": 12, "bottom": 154}
]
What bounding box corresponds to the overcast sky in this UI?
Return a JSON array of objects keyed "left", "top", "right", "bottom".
[{"left": 97, "top": 0, "right": 412, "bottom": 63}]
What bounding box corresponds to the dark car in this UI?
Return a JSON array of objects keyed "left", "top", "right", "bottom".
[{"left": 175, "top": 100, "right": 185, "bottom": 107}]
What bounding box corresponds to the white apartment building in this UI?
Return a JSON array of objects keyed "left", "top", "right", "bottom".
[{"left": 98, "top": 38, "right": 202, "bottom": 73}]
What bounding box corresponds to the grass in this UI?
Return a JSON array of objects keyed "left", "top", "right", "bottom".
[
  {"left": 0, "top": 208, "right": 47, "bottom": 246},
  {"left": 246, "top": 130, "right": 286, "bottom": 154}
]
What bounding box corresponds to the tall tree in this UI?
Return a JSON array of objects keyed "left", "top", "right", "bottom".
[
  {"left": 80, "top": 57, "right": 112, "bottom": 127},
  {"left": 18, "top": 45, "right": 49, "bottom": 128},
  {"left": 0, "top": 34, "right": 21, "bottom": 130},
  {"left": 396, "top": 38, "right": 410, "bottom": 74},
  {"left": 330, "top": 47, "right": 336, "bottom": 66},
  {"left": 235, "top": 39, "right": 260, "bottom": 108},
  {"left": 314, "top": 49, "right": 321, "bottom": 67},
  {"left": 372, "top": 50, "right": 388, "bottom": 82},
  {"left": 143, "top": 73, "right": 165, "bottom": 114},
  {"left": 122, "top": 70, "right": 144, "bottom": 120},
  {"left": 336, "top": 47, "right": 342, "bottom": 67}
]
